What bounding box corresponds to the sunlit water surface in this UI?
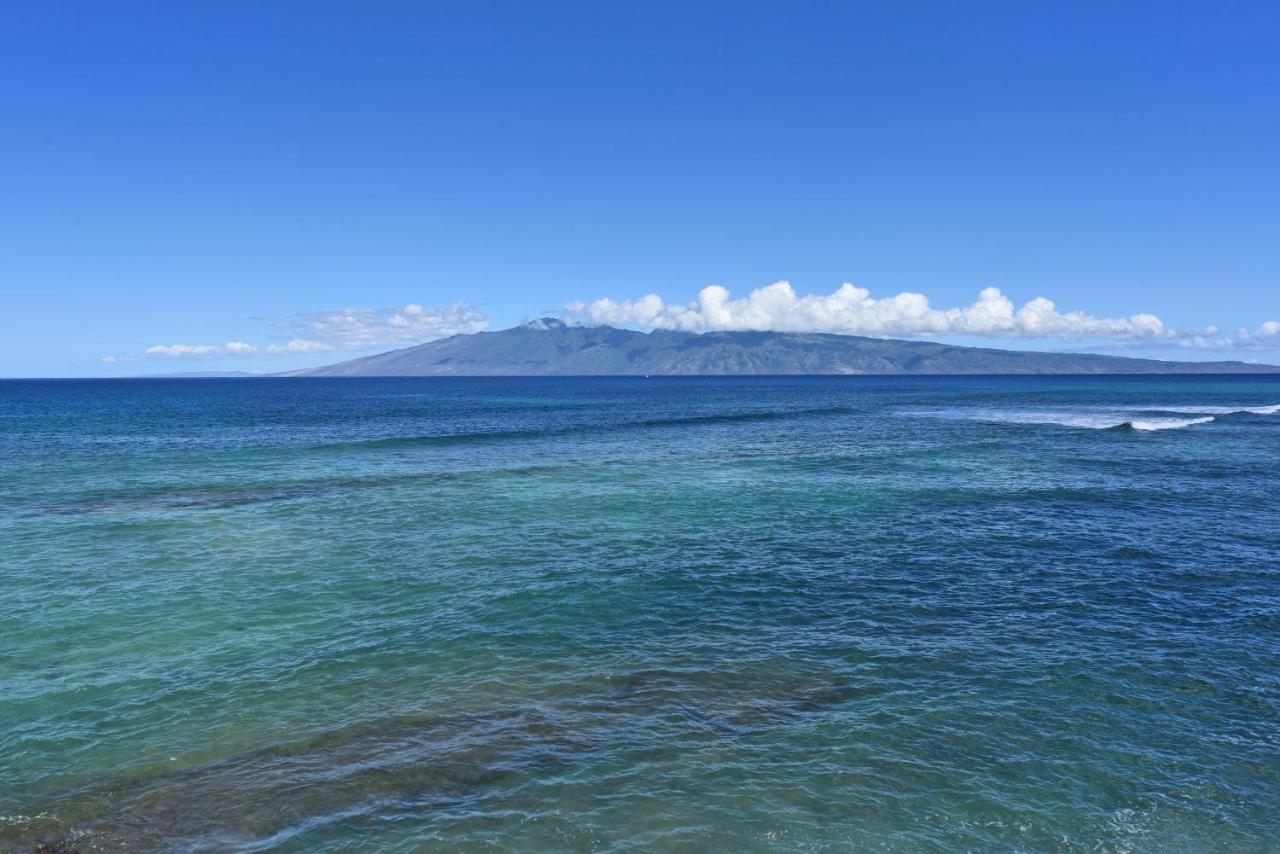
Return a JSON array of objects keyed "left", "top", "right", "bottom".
[{"left": 2, "top": 376, "right": 1279, "bottom": 851}]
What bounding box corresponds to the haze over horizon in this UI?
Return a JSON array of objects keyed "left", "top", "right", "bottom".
[{"left": 3, "top": 1, "right": 1278, "bottom": 376}]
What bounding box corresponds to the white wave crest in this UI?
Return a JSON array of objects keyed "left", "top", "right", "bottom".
[
  {"left": 912, "top": 409, "right": 1218, "bottom": 431},
  {"left": 912, "top": 400, "right": 1280, "bottom": 431},
  {"left": 1142, "top": 403, "right": 1280, "bottom": 416},
  {"left": 1127, "top": 416, "right": 1216, "bottom": 431}
]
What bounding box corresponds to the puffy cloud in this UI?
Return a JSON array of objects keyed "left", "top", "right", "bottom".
[
  {"left": 1207, "top": 320, "right": 1280, "bottom": 351},
  {"left": 566, "top": 283, "right": 1173, "bottom": 341},
  {"left": 135, "top": 342, "right": 259, "bottom": 359},
  {"left": 281, "top": 302, "right": 488, "bottom": 350},
  {"left": 144, "top": 343, "right": 221, "bottom": 357},
  {"left": 102, "top": 302, "right": 489, "bottom": 363},
  {"left": 266, "top": 338, "right": 334, "bottom": 354}
]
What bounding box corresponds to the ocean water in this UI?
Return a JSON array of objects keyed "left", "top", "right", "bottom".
[{"left": 2, "top": 376, "right": 1279, "bottom": 852}]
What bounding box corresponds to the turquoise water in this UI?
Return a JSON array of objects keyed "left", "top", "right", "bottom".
[{"left": 3, "top": 376, "right": 1279, "bottom": 852}]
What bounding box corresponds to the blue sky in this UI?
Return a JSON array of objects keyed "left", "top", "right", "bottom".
[{"left": 2, "top": 1, "right": 1278, "bottom": 375}]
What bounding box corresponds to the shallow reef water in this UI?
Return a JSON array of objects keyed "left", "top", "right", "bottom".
[{"left": 2, "top": 376, "right": 1279, "bottom": 851}]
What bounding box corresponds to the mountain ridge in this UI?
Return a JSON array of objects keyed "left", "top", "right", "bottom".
[{"left": 285, "top": 320, "right": 1280, "bottom": 376}]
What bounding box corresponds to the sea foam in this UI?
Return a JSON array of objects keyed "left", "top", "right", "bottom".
[
  {"left": 915, "top": 409, "right": 1226, "bottom": 431},
  {"left": 912, "top": 401, "right": 1280, "bottom": 432},
  {"left": 996, "top": 412, "right": 1215, "bottom": 431},
  {"left": 1125, "top": 416, "right": 1216, "bottom": 431},
  {"left": 1141, "top": 403, "right": 1280, "bottom": 416}
]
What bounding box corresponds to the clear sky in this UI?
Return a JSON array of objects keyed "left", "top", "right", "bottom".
[{"left": 2, "top": 1, "right": 1278, "bottom": 376}]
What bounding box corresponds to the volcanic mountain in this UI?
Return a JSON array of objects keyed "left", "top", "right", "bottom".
[{"left": 287, "top": 319, "right": 1280, "bottom": 376}]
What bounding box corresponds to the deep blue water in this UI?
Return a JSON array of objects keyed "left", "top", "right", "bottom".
[{"left": 2, "top": 376, "right": 1279, "bottom": 851}]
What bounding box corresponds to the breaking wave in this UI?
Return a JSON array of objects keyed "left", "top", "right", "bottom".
[
  {"left": 911, "top": 405, "right": 1280, "bottom": 431},
  {"left": 982, "top": 412, "right": 1217, "bottom": 431},
  {"left": 1121, "top": 416, "right": 1216, "bottom": 432},
  {"left": 1140, "top": 403, "right": 1280, "bottom": 416}
]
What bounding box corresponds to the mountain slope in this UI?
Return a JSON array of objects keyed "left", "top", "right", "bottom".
[{"left": 287, "top": 319, "right": 1280, "bottom": 376}]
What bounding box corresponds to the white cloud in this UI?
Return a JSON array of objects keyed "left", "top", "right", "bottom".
[
  {"left": 144, "top": 343, "right": 221, "bottom": 357},
  {"left": 1206, "top": 320, "right": 1280, "bottom": 351},
  {"left": 137, "top": 342, "right": 260, "bottom": 359},
  {"left": 102, "top": 302, "right": 489, "bottom": 363},
  {"left": 566, "top": 283, "right": 1175, "bottom": 342},
  {"left": 281, "top": 302, "right": 488, "bottom": 350},
  {"left": 266, "top": 338, "right": 334, "bottom": 354}
]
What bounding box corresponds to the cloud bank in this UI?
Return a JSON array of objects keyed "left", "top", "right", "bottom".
[
  {"left": 102, "top": 341, "right": 263, "bottom": 363},
  {"left": 1190, "top": 328, "right": 1280, "bottom": 351},
  {"left": 99, "top": 288, "right": 1280, "bottom": 364},
  {"left": 103, "top": 302, "right": 488, "bottom": 363},
  {"left": 567, "top": 283, "right": 1175, "bottom": 341},
  {"left": 281, "top": 302, "right": 488, "bottom": 350}
]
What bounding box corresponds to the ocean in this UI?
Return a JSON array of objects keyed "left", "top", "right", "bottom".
[{"left": 2, "top": 376, "right": 1278, "bottom": 851}]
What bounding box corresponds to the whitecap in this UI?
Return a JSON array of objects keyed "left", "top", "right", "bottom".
[
  {"left": 910, "top": 409, "right": 1217, "bottom": 431},
  {"left": 1139, "top": 403, "right": 1280, "bottom": 416},
  {"left": 1126, "top": 416, "right": 1215, "bottom": 431},
  {"left": 998, "top": 412, "right": 1215, "bottom": 431}
]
